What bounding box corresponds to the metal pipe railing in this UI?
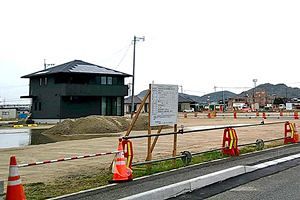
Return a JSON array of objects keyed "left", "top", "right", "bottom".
[
  {"left": 132, "top": 136, "right": 287, "bottom": 166},
  {"left": 124, "top": 121, "right": 286, "bottom": 140}
]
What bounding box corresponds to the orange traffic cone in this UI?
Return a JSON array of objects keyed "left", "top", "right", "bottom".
[
  {"left": 6, "top": 156, "right": 26, "bottom": 200},
  {"left": 112, "top": 139, "right": 132, "bottom": 182}
]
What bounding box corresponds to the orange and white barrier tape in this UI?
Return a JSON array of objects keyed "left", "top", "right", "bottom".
[{"left": 18, "top": 150, "right": 121, "bottom": 168}]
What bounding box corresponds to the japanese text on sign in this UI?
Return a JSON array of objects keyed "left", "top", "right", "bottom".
[{"left": 150, "top": 84, "right": 178, "bottom": 126}]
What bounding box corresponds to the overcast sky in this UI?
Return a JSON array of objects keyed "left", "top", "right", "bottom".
[{"left": 1, "top": 0, "right": 300, "bottom": 104}]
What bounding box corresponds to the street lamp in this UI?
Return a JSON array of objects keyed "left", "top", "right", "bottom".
[{"left": 131, "top": 36, "right": 145, "bottom": 118}]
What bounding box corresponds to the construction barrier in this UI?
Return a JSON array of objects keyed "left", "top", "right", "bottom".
[
  {"left": 207, "top": 112, "right": 211, "bottom": 119},
  {"left": 112, "top": 139, "right": 133, "bottom": 182},
  {"left": 233, "top": 112, "right": 237, "bottom": 119},
  {"left": 13, "top": 125, "right": 24, "bottom": 128},
  {"left": 13, "top": 124, "right": 38, "bottom": 128},
  {"left": 284, "top": 122, "right": 299, "bottom": 144},
  {"left": 6, "top": 156, "right": 26, "bottom": 200},
  {"left": 178, "top": 112, "right": 300, "bottom": 120},
  {"left": 222, "top": 128, "right": 239, "bottom": 156},
  {"left": 294, "top": 112, "right": 299, "bottom": 120}
]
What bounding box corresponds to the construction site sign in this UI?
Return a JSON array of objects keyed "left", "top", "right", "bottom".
[{"left": 150, "top": 84, "right": 178, "bottom": 126}]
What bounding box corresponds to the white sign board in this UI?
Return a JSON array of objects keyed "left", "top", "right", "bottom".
[
  {"left": 150, "top": 84, "right": 178, "bottom": 126},
  {"left": 286, "top": 103, "right": 293, "bottom": 110}
]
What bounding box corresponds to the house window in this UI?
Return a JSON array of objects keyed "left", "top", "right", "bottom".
[
  {"left": 101, "top": 97, "right": 106, "bottom": 115},
  {"left": 101, "top": 76, "right": 106, "bottom": 85},
  {"left": 38, "top": 102, "right": 42, "bottom": 111},
  {"left": 39, "top": 78, "right": 42, "bottom": 86},
  {"left": 117, "top": 97, "right": 122, "bottom": 116},
  {"left": 44, "top": 77, "right": 48, "bottom": 85},
  {"left": 34, "top": 102, "right": 37, "bottom": 111},
  {"left": 107, "top": 77, "right": 112, "bottom": 85},
  {"left": 2, "top": 111, "right": 9, "bottom": 115}
]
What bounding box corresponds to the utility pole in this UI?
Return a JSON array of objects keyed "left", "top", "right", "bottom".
[
  {"left": 131, "top": 36, "right": 145, "bottom": 118},
  {"left": 252, "top": 79, "right": 258, "bottom": 110},
  {"left": 179, "top": 85, "right": 183, "bottom": 93}
]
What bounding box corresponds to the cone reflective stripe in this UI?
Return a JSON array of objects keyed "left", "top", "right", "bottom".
[
  {"left": 8, "top": 179, "right": 22, "bottom": 186},
  {"left": 229, "top": 129, "right": 234, "bottom": 149},
  {"left": 9, "top": 166, "right": 19, "bottom": 177},
  {"left": 6, "top": 156, "right": 26, "bottom": 200},
  {"left": 290, "top": 123, "right": 295, "bottom": 138}
]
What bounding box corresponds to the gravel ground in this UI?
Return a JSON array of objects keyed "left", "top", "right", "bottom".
[{"left": 0, "top": 115, "right": 298, "bottom": 187}]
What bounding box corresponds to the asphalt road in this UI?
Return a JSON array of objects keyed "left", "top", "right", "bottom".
[
  {"left": 173, "top": 156, "right": 300, "bottom": 200},
  {"left": 208, "top": 164, "right": 300, "bottom": 200},
  {"left": 55, "top": 143, "right": 300, "bottom": 200}
]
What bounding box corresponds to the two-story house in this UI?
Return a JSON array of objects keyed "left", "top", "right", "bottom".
[{"left": 21, "top": 60, "right": 130, "bottom": 122}]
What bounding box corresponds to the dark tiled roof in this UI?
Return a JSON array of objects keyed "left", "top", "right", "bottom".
[
  {"left": 22, "top": 60, "right": 131, "bottom": 78},
  {"left": 124, "top": 96, "right": 150, "bottom": 104},
  {"left": 178, "top": 94, "right": 195, "bottom": 103},
  {"left": 125, "top": 94, "right": 194, "bottom": 104}
]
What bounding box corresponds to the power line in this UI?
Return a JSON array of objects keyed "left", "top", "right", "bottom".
[
  {"left": 98, "top": 43, "right": 133, "bottom": 64},
  {"left": 117, "top": 43, "right": 132, "bottom": 67}
]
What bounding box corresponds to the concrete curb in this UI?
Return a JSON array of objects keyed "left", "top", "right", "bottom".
[
  {"left": 120, "top": 166, "right": 247, "bottom": 200},
  {"left": 120, "top": 153, "right": 300, "bottom": 200}
]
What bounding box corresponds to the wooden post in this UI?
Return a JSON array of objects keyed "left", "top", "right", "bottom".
[
  {"left": 149, "top": 126, "right": 163, "bottom": 153},
  {"left": 146, "top": 84, "right": 152, "bottom": 161},
  {"left": 125, "top": 89, "right": 150, "bottom": 137},
  {"left": 172, "top": 124, "right": 178, "bottom": 164}
]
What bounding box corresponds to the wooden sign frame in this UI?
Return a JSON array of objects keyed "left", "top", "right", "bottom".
[{"left": 125, "top": 84, "right": 178, "bottom": 163}]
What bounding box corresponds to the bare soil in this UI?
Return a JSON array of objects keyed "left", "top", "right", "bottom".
[
  {"left": 0, "top": 114, "right": 298, "bottom": 188},
  {"left": 43, "top": 115, "right": 161, "bottom": 135}
]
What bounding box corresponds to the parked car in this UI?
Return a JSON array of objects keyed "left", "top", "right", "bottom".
[{"left": 183, "top": 108, "right": 194, "bottom": 112}]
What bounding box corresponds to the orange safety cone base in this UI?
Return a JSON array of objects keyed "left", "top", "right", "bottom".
[{"left": 6, "top": 186, "right": 26, "bottom": 200}]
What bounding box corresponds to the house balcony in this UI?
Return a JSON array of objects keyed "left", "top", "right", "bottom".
[{"left": 60, "top": 84, "right": 128, "bottom": 97}]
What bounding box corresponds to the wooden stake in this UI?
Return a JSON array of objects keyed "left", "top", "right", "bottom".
[
  {"left": 172, "top": 124, "right": 178, "bottom": 164},
  {"left": 146, "top": 84, "right": 152, "bottom": 161},
  {"left": 125, "top": 89, "right": 150, "bottom": 137},
  {"left": 149, "top": 126, "right": 163, "bottom": 153}
]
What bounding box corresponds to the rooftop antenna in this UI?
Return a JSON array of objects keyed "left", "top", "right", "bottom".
[{"left": 44, "top": 59, "right": 55, "bottom": 70}]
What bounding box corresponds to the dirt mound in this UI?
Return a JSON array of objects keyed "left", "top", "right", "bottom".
[{"left": 43, "top": 115, "right": 154, "bottom": 135}]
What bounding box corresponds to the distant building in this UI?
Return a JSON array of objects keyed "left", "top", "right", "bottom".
[
  {"left": 124, "top": 96, "right": 149, "bottom": 114},
  {"left": 0, "top": 108, "right": 17, "bottom": 119},
  {"left": 21, "top": 60, "right": 131, "bottom": 122},
  {"left": 124, "top": 93, "right": 197, "bottom": 113},
  {"left": 178, "top": 95, "right": 196, "bottom": 112}
]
